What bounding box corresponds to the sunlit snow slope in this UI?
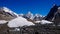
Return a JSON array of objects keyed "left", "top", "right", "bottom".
[{"left": 7, "top": 17, "right": 35, "bottom": 28}]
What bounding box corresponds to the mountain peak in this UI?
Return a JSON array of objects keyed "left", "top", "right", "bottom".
[
  {"left": 3, "top": 7, "right": 10, "bottom": 12},
  {"left": 35, "top": 14, "right": 43, "bottom": 17},
  {"left": 27, "top": 11, "right": 32, "bottom": 15}
]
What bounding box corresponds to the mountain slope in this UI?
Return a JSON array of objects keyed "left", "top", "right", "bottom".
[
  {"left": 3, "top": 7, "right": 19, "bottom": 17},
  {"left": 0, "top": 7, "right": 19, "bottom": 21},
  {"left": 45, "top": 4, "right": 58, "bottom": 21}
]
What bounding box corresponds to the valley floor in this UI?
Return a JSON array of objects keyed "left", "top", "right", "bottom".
[{"left": 0, "top": 24, "right": 60, "bottom": 34}]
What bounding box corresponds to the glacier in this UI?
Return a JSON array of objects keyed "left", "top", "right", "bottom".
[{"left": 7, "top": 17, "right": 35, "bottom": 28}]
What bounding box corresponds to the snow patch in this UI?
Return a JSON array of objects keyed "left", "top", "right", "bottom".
[
  {"left": 35, "top": 20, "right": 53, "bottom": 24},
  {"left": 0, "top": 20, "right": 7, "bottom": 24},
  {"left": 35, "top": 21, "right": 41, "bottom": 23},
  {"left": 7, "top": 17, "right": 35, "bottom": 28},
  {"left": 41, "top": 20, "right": 53, "bottom": 24}
]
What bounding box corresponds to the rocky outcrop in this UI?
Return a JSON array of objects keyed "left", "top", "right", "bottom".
[
  {"left": 0, "top": 7, "right": 16, "bottom": 21},
  {"left": 45, "top": 4, "right": 60, "bottom": 25},
  {"left": 45, "top": 4, "right": 58, "bottom": 21}
]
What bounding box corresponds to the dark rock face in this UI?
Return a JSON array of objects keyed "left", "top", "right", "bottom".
[
  {"left": 53, "top": 9, "right": 60, "bottom": 25},
  {"left": 45, "top": 4, "right": 58, "bottom": 21},
  {"left": 45, "top": 4, "right": 60, "bottom": 25}
]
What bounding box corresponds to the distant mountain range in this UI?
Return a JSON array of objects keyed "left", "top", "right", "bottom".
[{"left": 0, "top": 7, "right": 44, "bottom": 21}]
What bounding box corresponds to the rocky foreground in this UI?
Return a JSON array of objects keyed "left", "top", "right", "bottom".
[{"left": 0, "top": 23, "right": 60, "bottom": 34}]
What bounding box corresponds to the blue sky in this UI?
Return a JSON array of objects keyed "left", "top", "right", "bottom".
[{"left": 0, "top": 0, "right": 60, "bottom": 16}]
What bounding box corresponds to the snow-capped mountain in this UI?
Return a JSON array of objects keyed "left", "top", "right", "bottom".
[
  {"left": 25, "top": 11, "right": 34, "bottom": 20},
  {"left": 7, "top": 17, "right": 35, "bottom": 28},
  {"left": 33, "top": 14, "right": 43, "bottom": 21},
  {"left": 22, "top": 11, "right": 43, "bottom": 21},
  {"left": 0, "top": 7, "right": 19, "bottom": 21},
  {"left": 2, "top": 7, "right": 19, "bottom": 17}
]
